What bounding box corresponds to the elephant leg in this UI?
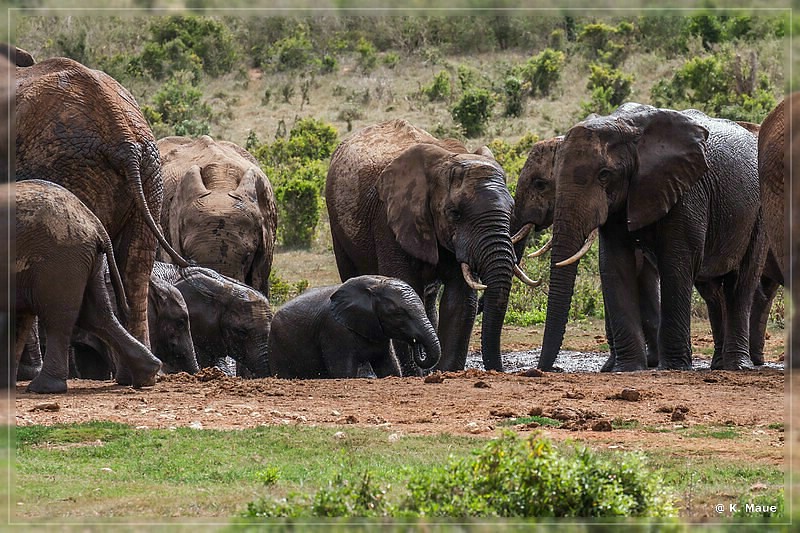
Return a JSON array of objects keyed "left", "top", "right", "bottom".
[
  {"left": 331, "top": 234, "right": 359, "bottom": 283},
  {"left": 748, "top": 275, "right": 780, "bottom": 366},
  {"left": 13, "top": 313, "right": 36, "bottom": 387},
  {"left": 600, "top": 301, "right": 616, "bottom": 372},
  {"left": 29, "top": 314, "right": 75, "bottom": 394},
  {"left": 424, "top": 282, "right": 441, "bottom": 333},
  {"left": 17, "top": 318, "right": 42, "bottom": 381},
  {"left": 695, "top": 280, "right": 726, "bottom": 370},
  {"left": 371, "top": 351, "right": 402, "bottom": 378},
  {"left": 437, "top": 279, "right": 478, "bottom": 371},
  {"left": 598, "top": 225, "right": 647, "bottom": 371},
  {"left": 114, "top": 213, "right": 156, "bottom": 348},
  {"left": 656, "top": 264, "right": 694, "bottom": 371},
  {"left": 77, "top": 263, "right": 160, "bottom": 387},
  {"left": 322, "top": 347, "right": 360, "bottom": 378},
  {"left": 637, "top": 255, "right": 661, "bottom": 368}
]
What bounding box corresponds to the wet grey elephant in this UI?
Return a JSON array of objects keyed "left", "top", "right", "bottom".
[
  {"left": 539, "top": 103, "right": 766, "bottom": 372},
  {"left": 268, "top": 275, "right": 441, "bottom": 378},
  {"left": 157, "top": 136, "right": 277, "bottom": 297},
  {"left": 511, "top": 136, "right": 661, "bottom": 371},
  {"left": 152, "top": 262, "right": 271, "bottom": 377},
  {"left": 326, "top": 119, "right": 537, "bottom": 373},
  {"left": 16, "top": 57, "right": 188, "bottom": 350},
  {"left": 12, "top": 180, "right": 162, "bottom": 393}
]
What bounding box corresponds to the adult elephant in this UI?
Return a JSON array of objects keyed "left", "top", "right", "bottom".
[
  {"left": 758, "top": 93, "right": 799, "bottom": 368},
  {"left": 268, "top": 275, "right": 441, "bottom": 378},
  {"left": 15, "top": 57, "right": 188, "bottom": 349},
  {"left": 326, "top": 119, "right": 535, "bottom": 372},
  {"left": 152, "top": 262, "right": 271, "bottom": 377},
  {"left": 511, "top": 136, "right": 660, "bottom": 371},
  {"left": 538, "top": 103, "right": 765, "bottom": 372},
  {"left": 157, "top": 135, "right": 277, "bottom": 297},
  {"left": 13, "top": 180, "right": 161, "bottom": 393}
]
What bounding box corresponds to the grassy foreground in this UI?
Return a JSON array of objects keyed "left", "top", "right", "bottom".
[{"left": 7, "top": 422, "right": 788, "bottom": 527}]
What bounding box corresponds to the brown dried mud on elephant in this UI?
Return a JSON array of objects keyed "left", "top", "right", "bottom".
[
  {"left": 12, "top": 180, "right": 161, "bottom": 393},
  {"left": 326, "top": 119, "right": 532, "bottom": 372},
  {"left": 15, "top": 57, "right": 187, "bottom": 349},
  {"left": 157, "top": 135, "right": 277, "bottom": 297}
]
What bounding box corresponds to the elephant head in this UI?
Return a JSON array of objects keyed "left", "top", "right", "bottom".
[
  {"left": 375, "top": 143, "right": 521, "bottom": 370},
  {"left": 169, "top": 164, "right": 273, "bottom": 293},
  {"left": 539, "top": 103, "right": 710, "bottom": 370},
  {"left": 510, "top": 136, "right": 563, "bottom": 263},
  {"left": 330, "top": 275, "right": 441, "bottom": 369},
  {"left": 148, "top": 275, "right": 199, "bottom": 374},
  {"left": 175, "top": 266, "right": 271, "bottom": 377}
]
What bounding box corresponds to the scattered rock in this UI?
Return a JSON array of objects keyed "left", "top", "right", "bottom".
[
  {"left": 671, "top": 410, "right": 686, "bottom": 422},
  {"left": 703, "top": 377, "right": 719, "bottom": 383},
  {"left": 30, "top": 402, "right": 60, "bottom": 412},
  {"left": 564, "top": 391, "right": 585, "bottom": 399},
  {"left": 189, "top": 421, "right": 203, "bottom": 429},
  {"left": 750, "top": 482, "right": 768, "bottom": 491},
  {"left": 521, "top": 421, "right": 540, "bottom": 429},
  {"left": 331, "top": 410, "right": 341, "bottom": 416},
  {"left": 465, "top": 422, "right": 484, "bottom": 434},
  {"left": 592, "top": 420, "right": 613, "bottom": 432},
  {"left": 489, "top": 408, "right": 515, "bottom": 418},
  {"left": 520, "top": 368, "right": 545, "bottom": 377},
  {"left": 618, "top": 388, "right": 641, "bottom": 402},
  {"left": 333, "top": 431, "right": 346, "bottom": 440},
  {"left": 656, "top": 406, "right": 673, "bottom": 413},
  {"left": 388, "top": 433, "right": 401, "bottom": 442},
  {"left": 100, "top": 467, "right": 114, "bottom": 473},
  {"left": 474, "top": 381, "right": 490, "bottom": 388},
  {"left": 343, "top": 415, "right": 358, "bottom": 424},
  {"left": 424, "top": 373, "right": 445, "bottom": 384},
  {"left": 528, "top": 407, "right": 544, "bottom": 417},
  {"left": 550, "top": 407, "right": 581, "bottom": 421},
  {"left": 195, "top": 367, "right": 227, "bottom": 382},
  {"left": 674, "top": 405, "right": 690, "bottom": 414}
]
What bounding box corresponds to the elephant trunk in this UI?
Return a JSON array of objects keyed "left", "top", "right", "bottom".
[
  {"left": 538, "top": 225, "right": 586, "bottom": 371},
  {"left": 413, "top": 319, "right": 441, "bottom": 370},
  {"left": 472, "top": 225, "right": 514, "bottom": 371},
  {"left": 244, "top": 332, "right": 271, "bottom": 378}
]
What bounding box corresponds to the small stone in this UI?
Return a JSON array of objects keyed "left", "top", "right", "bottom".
[
  {"left": 331, "top": 410, "right": 341, "bottom": 416},
  {"left": 333, "top": 431, "right": 346, "bottom": 440},
  {"left": 100, "top": 467, "right": 114, "bottom": 473},
  {"left": 564, "top": 391, "right": 585, "bottom": 399},
  {"left": 656, "top": 406, "right": 673, "bottom": 413},
  {"left": 522, "top": 422, "right": 540, "bottom": 429},
  {"left": 424, "top": 373, "right": 445, "bottom": 384},
  {"left": 344, "top": 415, "right": 358, "bottom": 424},
  {"left": 520, "top": 368, "right": 545, "bottom": 377},
  {"left": 388, "top": 433, "right": 401, "bottom": 442},
  {"left": 551, "top": 407, "right": 580, "bottom": 421},
  {"left": 474, "top": 381, "right": 490, "bottom": 388},
  {"left": 592, "top": 420, "right": 613, "bottom": 432},
  {"left": 671, "top": 409, "right": 686, "bottom": 422},
  {"left": 489, "top": 408, "right": 515, "bottom": 418},
  {"left": 703, "top": 377, "right": 719, "bottom": 383},
  {"left": 675, "top": 405, "right": 690, "bottom": 413},
  {"left": 189, "top": 421, "right": 203, "bottom": 429},
  {"left": 465, "top": 422, "right": 483, "bottom": 434},
  {"left": 619, "top": 388, "right": 641, "bottom": 401},
  {"left": 750, "top": 482, "right": 768, "bottom": 491},
  {"left": 528, "top": 406, "right": 543, "bottom": 417}
]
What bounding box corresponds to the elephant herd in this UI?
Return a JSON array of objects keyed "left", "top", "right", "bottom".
[{"left": 2, "top": 48, "right": 796, "bottom": 394}]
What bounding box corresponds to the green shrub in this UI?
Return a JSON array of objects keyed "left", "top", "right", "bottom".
[
  {"left": 577, "top": 21, "right": 634, "bottom": 67},
  {"left": 452, "top": 88, "right": 493, "bottom": 138},
  {"left": 503, "top": 76, "right": 524, "bottom": 117},
  {"left": 650, "top": 48, "right": 777, "bottom": 122},
  {"left": 140, "top": 40, "right": 203, "bottom": 81},
  {"left": 55, "top": 28, "right": 89, "bottom": 64},
  {"left": 581, "top": 63, "right": 634, "bottom": 116},
  {"left": 523, "top": 48, "right": 565, "bottom": 97},
  {"left": 268, "top": 33, "right": 315, "bottom": 71},
  {"left": 267, "top": 270, "right": 310, "bottom": 308},
  {"left": 381, "top": 51, "right": 400, "bottom": 69},
  {"left": 274, "top": 174, "right": 321, "bottom": 249},
  {"left": 254, "top": 118, "right": 338, "bottom": 168},
  {"left": 244, "top": 433, "right": 676, "bottom": 518},
  {"left": 149, "top": 73, "right": 213, "bottom": 136},
  {"left": 486, "top": 132, "right": 539, "bottom": 185},
  {"left": 422, "top": 70, "right": 451, "bottom": 102},
  {"left": 319, "top": 53, "right": 337, "bottom": 74},
  {"left": 355, "top": 37, "right": 378, "bottom": 73},
  {"left": 456, "top": 64, "right": 479, "bottom": 91}
]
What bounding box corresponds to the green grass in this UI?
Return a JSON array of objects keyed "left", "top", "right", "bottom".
[
  {"left": 499, "top": 415, "right": 562, "bottom": 427},
  {"left": 612, "top": 418, "right": 641, "bottom": 430}
]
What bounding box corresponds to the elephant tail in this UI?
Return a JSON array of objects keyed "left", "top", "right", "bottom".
[
  {"left": 123, "top": 141, "right": 191, "bottom": 268},
  {"left": 101, "top": 230, "right": 130, "bottom": 324}
]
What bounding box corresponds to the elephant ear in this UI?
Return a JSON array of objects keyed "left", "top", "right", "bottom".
[
  {"left": 627, "top": 110, "right": 710, "bottom": 231},
  {"left": 329, "top": 277, "right": 384, "bottom": 341},
  {"left": 376, "top": 143, "right": 452, "bottom": 265},
  {"left": 473, "top": 145, "right": 495, "bottom": 160},
  {"left": 170, "top": 165, "right": 211, "bottom": 252},
  {"left": 235, "top": 168, "right": 277, "bottom": 296}
]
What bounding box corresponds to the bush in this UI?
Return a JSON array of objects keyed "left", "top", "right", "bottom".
[
  {"left": 355, "top": 37, "right": 378, "bottom": 73},
  {"left": 577, "top": 21, "right": 634, "bottom": 67},
  {"left": 503, "top": 76, "right": 524, "bottom": 117},
  {"left": 148, "top": 73, "right": 213, "bottom": 136},
  {"left": 268, "top": 32, "right": 315, "bottom": 71},
  {"left": 422, "top": 70, "right": 451, "bottom": 102},
  {"left": 581, "top": 63, "right": 634, "bottom": 116},
  {"left": 267, "top": 270, "right": 310, "bottom": 308},
  {"left": 274, "top": 173, "right": 321, "bottom": 249},
  {"left": 452, "top": 88, "right": 493, "bottom": 138},
  {"left": 523, "top": 48, "right": 565, "bottom": 97},
  {"left": 243, "top": 433, "right": 677, "bottom": 518}
]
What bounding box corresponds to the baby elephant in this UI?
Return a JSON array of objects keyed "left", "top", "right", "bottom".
[
  {"left": 268, "top": 275, "right": 442, "bottom": 378},
  {"left": 13, "top": 180, "right": 161, "bottom": 393},
  {"left": 148, "top": 276, "right": 199, "bottom": 375}
]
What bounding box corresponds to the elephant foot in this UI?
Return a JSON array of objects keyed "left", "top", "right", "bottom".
[
  {"left": 27, "top": 374, "right": 67, "bottom": 394},
  {"left": 600, "top": 356, "right": 614, "bottom": 373},
  {"left": 17, "top": 364, "right": 42, "bottom": 381},
  {"left": 658, "top": 358, "right": 693, "bottom": 371},
  {"left": 538, "top": 365, "right": 564, "bottom": 373},
  {"left": 719, "top": 354, "right": 754, "bottom": 371},
  {"left": 610, "top": 363, "right": 648, "bottom": 372},
  {"left": 749, "top": 352, "right": 765, "bottom": 366}
]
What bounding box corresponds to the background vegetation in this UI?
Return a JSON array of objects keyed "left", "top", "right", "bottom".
[{"left": 14, "top": 11, "right": 789, "bottom": 324}]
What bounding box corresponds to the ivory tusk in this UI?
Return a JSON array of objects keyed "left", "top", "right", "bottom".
[
  {"left": 461, "top": 263, "right": 488, "bottom": 291},
  {"left": 511, "top": 223, "right": 534, "bottom": 244},
  {"left": 527, "top": 238, "right": 552, "bottom": 258},
  {"left": 555, "top": 228, "right": 599, "bottom": 267},
  {"left": 513, "top": 264, "right": 542, "bottom": 287}
]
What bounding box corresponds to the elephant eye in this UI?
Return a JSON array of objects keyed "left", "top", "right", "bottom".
[
  {"left": 447, "top": 207, "right": 462, "bottom": 222},
  {"left": 598, "top": 169, "right": 612, "bottom": 186},
  {"left": 533, "top": 179, "right": 548, "bottom": 191}
]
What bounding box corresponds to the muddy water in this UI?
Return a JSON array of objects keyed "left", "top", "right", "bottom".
[{"left": 466, "top": 350, "right": 785, "bottom": 373}]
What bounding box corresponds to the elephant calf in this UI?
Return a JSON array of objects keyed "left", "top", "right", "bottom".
[
  {"left": 152, "top": 262, "right": 272, "bottom": 377},
  {"left": 12, "top": 180, "right": 162, "bottom": 393},
  {"left": 267, "top": 275, "right": 441, "bottom": 379}
]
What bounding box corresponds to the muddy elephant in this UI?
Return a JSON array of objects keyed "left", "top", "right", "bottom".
[
  {"left": 539, "top": 103, "right": 766, "bottom": 372},
  {"left": 157, "top": 135, "right": 278, "bottom": 297},
  {"left": 511, "top": 135, "right": 661, "bottom": 371},
  {"left": 15, "top": 57, "right": 188, "bottom": 350},
  {"left": 152, "top": 262, "right": 271, "bottom": 377},
  {"left": 12, "top": 180, "right": 162, "bottom": 393},
  {"left": 326, "top": 119, "right": 536, "bottom": 372},
  {"left": 268, "top": 275, "right": 441, "bottom": 378}
]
